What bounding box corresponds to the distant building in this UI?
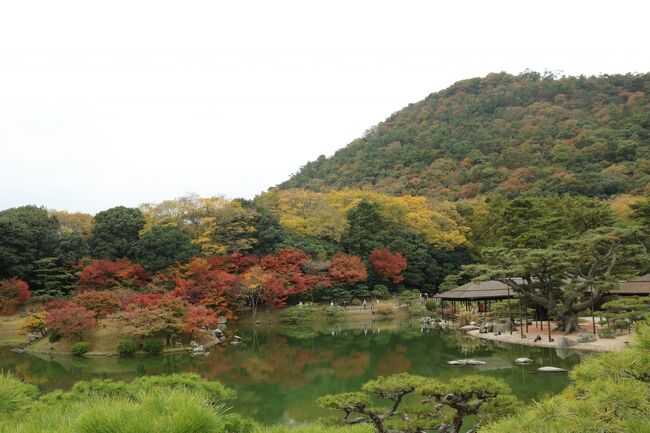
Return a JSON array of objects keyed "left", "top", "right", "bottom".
[{"left": 611, "top": 274, "right": 650, "bottom": 296}]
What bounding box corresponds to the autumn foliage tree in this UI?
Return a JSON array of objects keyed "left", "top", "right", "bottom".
[
  {"left": 78, "top": 258, "right": 150, "bottom": 291},
  {"left": 73, "top": 290, "right": 121, "bottom": 318},
  {"left": 328, "top": 253, "right": 368, "bottom": 286},
  {"left": 0, "top": 278, "right": 31, "bottom": 314},
  {"left": 120, "top": 296, "right": 186, "bottom": 345},
  {"left": 45, "top": 303, "right": 97, "bottom": 340},
  {"left": 259, "top": 248, "right": 316, "bottom": 307},
  {"left": 172, "top": 257, "right": 243, "bottom": 320},
  {"left": 369, "top": 249, "right": 407, "bottom": 284},
  {"left": 239, "top": 265, "right": 276, "bottom": 318},
  {"left": 183, "top": 305, "right": 218, "bottom": 336}
]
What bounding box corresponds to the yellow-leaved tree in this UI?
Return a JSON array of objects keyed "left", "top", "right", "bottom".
[{"left": 257, "top": 189, "right": 468, "bottom": 249}]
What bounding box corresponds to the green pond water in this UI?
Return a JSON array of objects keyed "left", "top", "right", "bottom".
[{"left": 0, "top": 318, "right": 586, "bottom": 426}]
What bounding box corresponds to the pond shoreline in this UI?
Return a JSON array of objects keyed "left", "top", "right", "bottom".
[{"left": 465, "top": 327, "right": 630, "bottom": 352}]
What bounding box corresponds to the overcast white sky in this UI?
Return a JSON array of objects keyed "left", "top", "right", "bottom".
[{"left": 1, "top": 0, "right": 649, "bottom": 214}]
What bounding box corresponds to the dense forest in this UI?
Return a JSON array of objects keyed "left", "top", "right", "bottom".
[{"left": 280, "top": 71, "right": 650, "bottom": 199}]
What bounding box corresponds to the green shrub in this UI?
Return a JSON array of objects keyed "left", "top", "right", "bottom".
[
  {"left": 143, "top": 339, "right": 164, "bottom": 355},
  {"left": 279, "top": 305, "right": 314, "bottom": 325},
  {"left": 48, "top": 330, "right": 61, "bottom": 342},
  {"left": 425, "top": 300, "right": 437, "bottom": 312},
  {"left": 371, "top": 285, "right": 390, "bottom": 299},
  {"left": 130, "top": 373, "right": 236, "bottom": 403},
  {"left": 72, "top": 342, "right": 90, "bottom": 357},
  {"left": 0, "top": 376, "right": 246, "bottom": 433},
  {"left": 598, "top": 327, "right": 615, "bottom": 339},
  {"left": 117, "top": 339, "right": 138, "bottom": 356},
  {"left": 322, "top": 306, "right": 342, "bottom": 322},
  {"left": 41, "top": 373, "right": 236, "bottom": 406},
  {"left": 264, "top": 425, "right": 373, "bottom": 433},
  {"left": 399, "top": 289, "right": 420, "bottom": 305},
  {"left": 0, "top": 372, "right": 39, "bottom": 414},
  {"left": 350, "top": 298, "right": 362, "bottom": 306}
]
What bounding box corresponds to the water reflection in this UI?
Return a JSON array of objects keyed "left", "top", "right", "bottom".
[{"left": 0, "top": 318, "right": 584, "bottom": 425}]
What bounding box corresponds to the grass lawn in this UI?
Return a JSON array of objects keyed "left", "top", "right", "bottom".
[
  {"left": 27, "top": 317, "right": 148, "bottom": 355},
  {"left": 0, "top": 314, "right": 26, "bottom": 346}
]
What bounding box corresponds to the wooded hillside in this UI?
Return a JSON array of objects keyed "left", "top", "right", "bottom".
[{"left": 280, "top": 72, "right": 650, "bottom": 199}]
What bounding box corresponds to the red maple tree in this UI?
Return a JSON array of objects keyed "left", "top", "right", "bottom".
[
  {"left": 78, "top": 258, "right": 150, "bottom": 291},
  {"left": 369, "top": 249, "right": 407, "bottom": 284},
  {"left": 183, "top": 305, "right": 218, "bottom": 335},
  {"left": 45, "top": 304, "right": 97, "bottom": 340},
  {"left": 172, "top": 257, "right": 241, "bottom": 319},
  {"left": 0, "top": 278, "right": 31, "bottom": 314},
  {"left": 73, "top": 290, "right": 121, "bottom": 318},
  {"left": 328, "top": 253, "right": 368, "bottom": 286},
  {"left": 259, "top": 248, "right": 316, "bottom": 306}
]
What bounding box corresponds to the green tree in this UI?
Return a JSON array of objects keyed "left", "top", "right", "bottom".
[
  {"left": 319, "top": 373, "right": 516, "bottom": 433},
  {"left": 32, "top": 257, "right": 68, "bottom": 299},
  {"left": 630, "top": 196, "right": 650, "bottom": 227},
  {"left": 195, "top": 201, "right": 258, "bottom": 255},
  {"left": 135, "top": 225, "right": 199, "bottom": 270},
  {"left": 55, "top": 230, "right": 90, "bottom": 262},
  {"left": 0, "top": 206, "right": 60, "bottom": 283},
  {"left": 90, "top": 206, "right": 145, "bottom": 259},
  {"left": 465, "top": 225, "right": 648, "bottom": 333},
  {"left": 342, "top": 200, "right": 390, "bottom": 257},
  {"left": 240, "top": 199, "right": 288, "bottom": 255}
]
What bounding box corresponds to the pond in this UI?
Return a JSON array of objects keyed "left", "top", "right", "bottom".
[{"left": 0, "top": 318, "right": 585, "bottom": 425}]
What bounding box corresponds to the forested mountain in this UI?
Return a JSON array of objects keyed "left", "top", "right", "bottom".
[{"left": 280, "top": 71, "right": 650, "bottom": 199}]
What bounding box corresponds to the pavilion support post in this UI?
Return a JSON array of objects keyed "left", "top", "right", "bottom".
[
  {"left": 519, "top": 299, "right": 524, "bottom": 338},
  {"left": 590, "top": 285, "right": 597, "bottom": 335},
  {"left": 524, "top": 309, "right": 528, "bottom": 334},
  {"left": 546, "top": 295, "right": 553, "bottom": 342},
  {"left": 507, "top": 286, "right": 513, "bottom": 335}
]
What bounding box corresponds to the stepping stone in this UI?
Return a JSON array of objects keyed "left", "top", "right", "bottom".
[
  {"left": 514, "top": 358, "right": 533, "bottom": 364},
  {"left": 537, "top": 366, "right": 567, "bottom": 372},
  {"left": 447, "top": 359, "right": 486, "bottom": 366}
]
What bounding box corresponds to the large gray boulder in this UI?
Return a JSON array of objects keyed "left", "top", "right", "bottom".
[
  {"left": 25, "top": 333, "right": 41, "bottom": 344},
  {"left": 576, "top": 333, "right": 597, "bottom": 343},
  {"left": 479, "top": 323, "right": 494, "bottom": 333},
  {"left": 495, "top": 319, "right": 515, "bottom": 333},
  {"left": 555, "top": 337, "right": 577, "bottom": 348}
]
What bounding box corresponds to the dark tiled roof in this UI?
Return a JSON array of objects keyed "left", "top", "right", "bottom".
[
  {"left": 611, "top": 274, "right": 650, "bottom": 295},
  {"left": 434, "top": 279, "right": 519, "bottom": 300}
]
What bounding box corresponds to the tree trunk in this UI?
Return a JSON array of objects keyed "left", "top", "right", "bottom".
[
  {"left": 557, "top": 309, "right": 581, "bottom": 334},
  {"left": 452, "top": 413, "right": 465, "bottom": 433}
]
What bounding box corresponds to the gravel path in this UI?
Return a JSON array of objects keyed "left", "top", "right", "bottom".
[{"left": 466, "top": 324, "right": 631, "bottom": 352}]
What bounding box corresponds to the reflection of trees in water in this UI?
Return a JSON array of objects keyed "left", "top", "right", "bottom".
[
  {"left": 373, "top": 344, "right": 412, "bottom": 376},
  {"left": 450, "top": 332, "right": 490, "bottom": 355},
  {"left": 0, "top": 320, "right": 582, "bottom": 425},
  {"left": 332, "top": 351, "right": 371, "bottom": 379}
]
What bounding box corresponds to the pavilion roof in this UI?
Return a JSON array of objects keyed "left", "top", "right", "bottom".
[
  {"left": 434, "top": 279, "right": 520, "bottom": 301},
  {"left": 611, "top": 274, "right": 650, "bottom": 296}
]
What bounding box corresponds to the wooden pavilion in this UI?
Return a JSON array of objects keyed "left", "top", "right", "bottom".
[
  {"left": 611, "top": 274, "right": 650, "bottom": 296},
  {"left": 433, "top": 279, "right": 519, "bottom": 316}
]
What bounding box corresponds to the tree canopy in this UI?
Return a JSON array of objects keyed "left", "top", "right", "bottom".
[{"left": 280, "top": 72, "right": 650, "bottom": 200}]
